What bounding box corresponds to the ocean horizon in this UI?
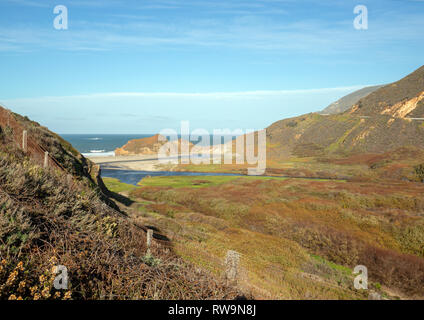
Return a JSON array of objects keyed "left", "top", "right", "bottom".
[
  {"left": 61, "top": 134, "right": 154, "bottom": 157},
  {"left": 62, "top": 133, "right": 239, "bottom": 157}
]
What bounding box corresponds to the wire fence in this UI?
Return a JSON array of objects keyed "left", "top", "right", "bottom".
[{"left": 0, "top": 105, "right": 66, "bottom": 172}]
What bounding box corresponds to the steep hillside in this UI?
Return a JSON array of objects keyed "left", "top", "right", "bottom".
[
  {"left": 350, "top": 65, "right": 424, "bottom": 118},
  {"left": 0, "top": 108, "right": 241, "bottom": 300},
  {"left": 267, "top": 112, "right": 424, "bottom": 158},
  {"left": 0, "top": 106, "right": 119, "bottom": 209},
  {"left": 320, "top": 85, "right": 383, "bottom": 115},
  {"left": 267, "top": 65, "right": 424, "bottom": 160},
  {"left": 0, "top": 107, "right": 101, "bottom": 186}
]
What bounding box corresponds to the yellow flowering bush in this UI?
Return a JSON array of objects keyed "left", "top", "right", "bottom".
[{"left": 0, "top": 257, "right": 72, "bottom": 300}]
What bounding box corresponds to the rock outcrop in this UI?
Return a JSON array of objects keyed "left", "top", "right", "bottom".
[
  {"left": 115, "top": 134, "right": 166, "bottom": 156},
  {"left": 115, "top": 134, "right": 194, "bottom": 156}
]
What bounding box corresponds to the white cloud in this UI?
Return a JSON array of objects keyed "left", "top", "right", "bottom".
[
  {"left": 2, "top": 85, "right": 366, "bottom": 102},
  {"left": 0, "top": 1, "right": 423, "bottom": 53}
]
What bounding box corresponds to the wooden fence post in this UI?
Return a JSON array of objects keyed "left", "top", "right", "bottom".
[
  {"left": 22, "top": 130, "right": 27, "bottom": 152},
  {"left": 44, "top": 151, "right": 49, "bottom": 168},
  {"left": 225, "top": 250, "right": 240, "bottom": 282},
  {"left": 146, "top": 229, "right": 153, "bottom": 254}
]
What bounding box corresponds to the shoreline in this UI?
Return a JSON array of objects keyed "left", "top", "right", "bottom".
[
  {"left": 87, "top": 155, "right": 165, "bottom": 171},
  {"left": 87, "top": 153, "right": 227, "bottom": 172},
  {"left": 86, "top": 154, "right": 196, "bottom": 171}
]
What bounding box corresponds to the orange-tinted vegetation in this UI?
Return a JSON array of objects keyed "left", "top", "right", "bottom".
[{"left": 129, "top": 176, "right": 424, "bottom": 299}]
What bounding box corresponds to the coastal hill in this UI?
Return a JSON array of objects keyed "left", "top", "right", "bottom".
[
  {"left": 115, "top": 133, "right": 166, "bottom": 155},
  {"left": 266, "top": 65, "right": 424, "bottom": 160},
  {"left": 319, "top": 85, "right": 383, "bottom": 115},
  {"left": 350, "top": 65, "right": 424, "bottom": 118}
]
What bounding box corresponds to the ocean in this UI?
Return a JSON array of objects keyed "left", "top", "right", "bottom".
[
  {"left": 61, "top": 134, "right": 238, "bottom": 157},
  {"left": 61, "top": 134, "right": 154, "bottom": 157}
]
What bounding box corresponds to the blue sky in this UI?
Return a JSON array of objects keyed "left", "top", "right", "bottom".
[{"left": 0, "top": 0, "right": 423, "bottom": 133}]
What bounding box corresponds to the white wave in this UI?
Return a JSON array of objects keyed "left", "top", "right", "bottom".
[
  {"left": 82, "top": 151, "right": 115, "bottom": 157},
  {"left": 85, "top": 137, "right": 103, "bottom": 141}
]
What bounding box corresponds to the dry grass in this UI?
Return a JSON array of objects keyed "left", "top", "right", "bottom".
[{"left": 130, "top": 175, "right": 424, "bottom": 299}]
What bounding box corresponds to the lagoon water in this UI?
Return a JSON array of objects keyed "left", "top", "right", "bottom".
[{"left": 101, "top": 169, "right": 244, "bottom": 185}]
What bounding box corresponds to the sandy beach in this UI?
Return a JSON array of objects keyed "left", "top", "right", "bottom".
[
  {"left": 87, "top": 155, "right": 167, "bottom": 171},
  {"left": 87, "top": 152, "right": 231, "bottom": 171}
]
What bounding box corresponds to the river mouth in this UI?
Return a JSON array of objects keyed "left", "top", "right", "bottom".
[{"left": 101, "top": 168, "right": 245, "bottom": 185}]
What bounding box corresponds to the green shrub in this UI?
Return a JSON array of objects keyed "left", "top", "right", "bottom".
[
  {"left": 142, "top": 253, "right": 162, "bottom": 268},
  {"left": 286, "top": 121, "right": 298, "bottom": 128},
  {"left": 414, "top": 164, "right": 424, "bottom": 182}
]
